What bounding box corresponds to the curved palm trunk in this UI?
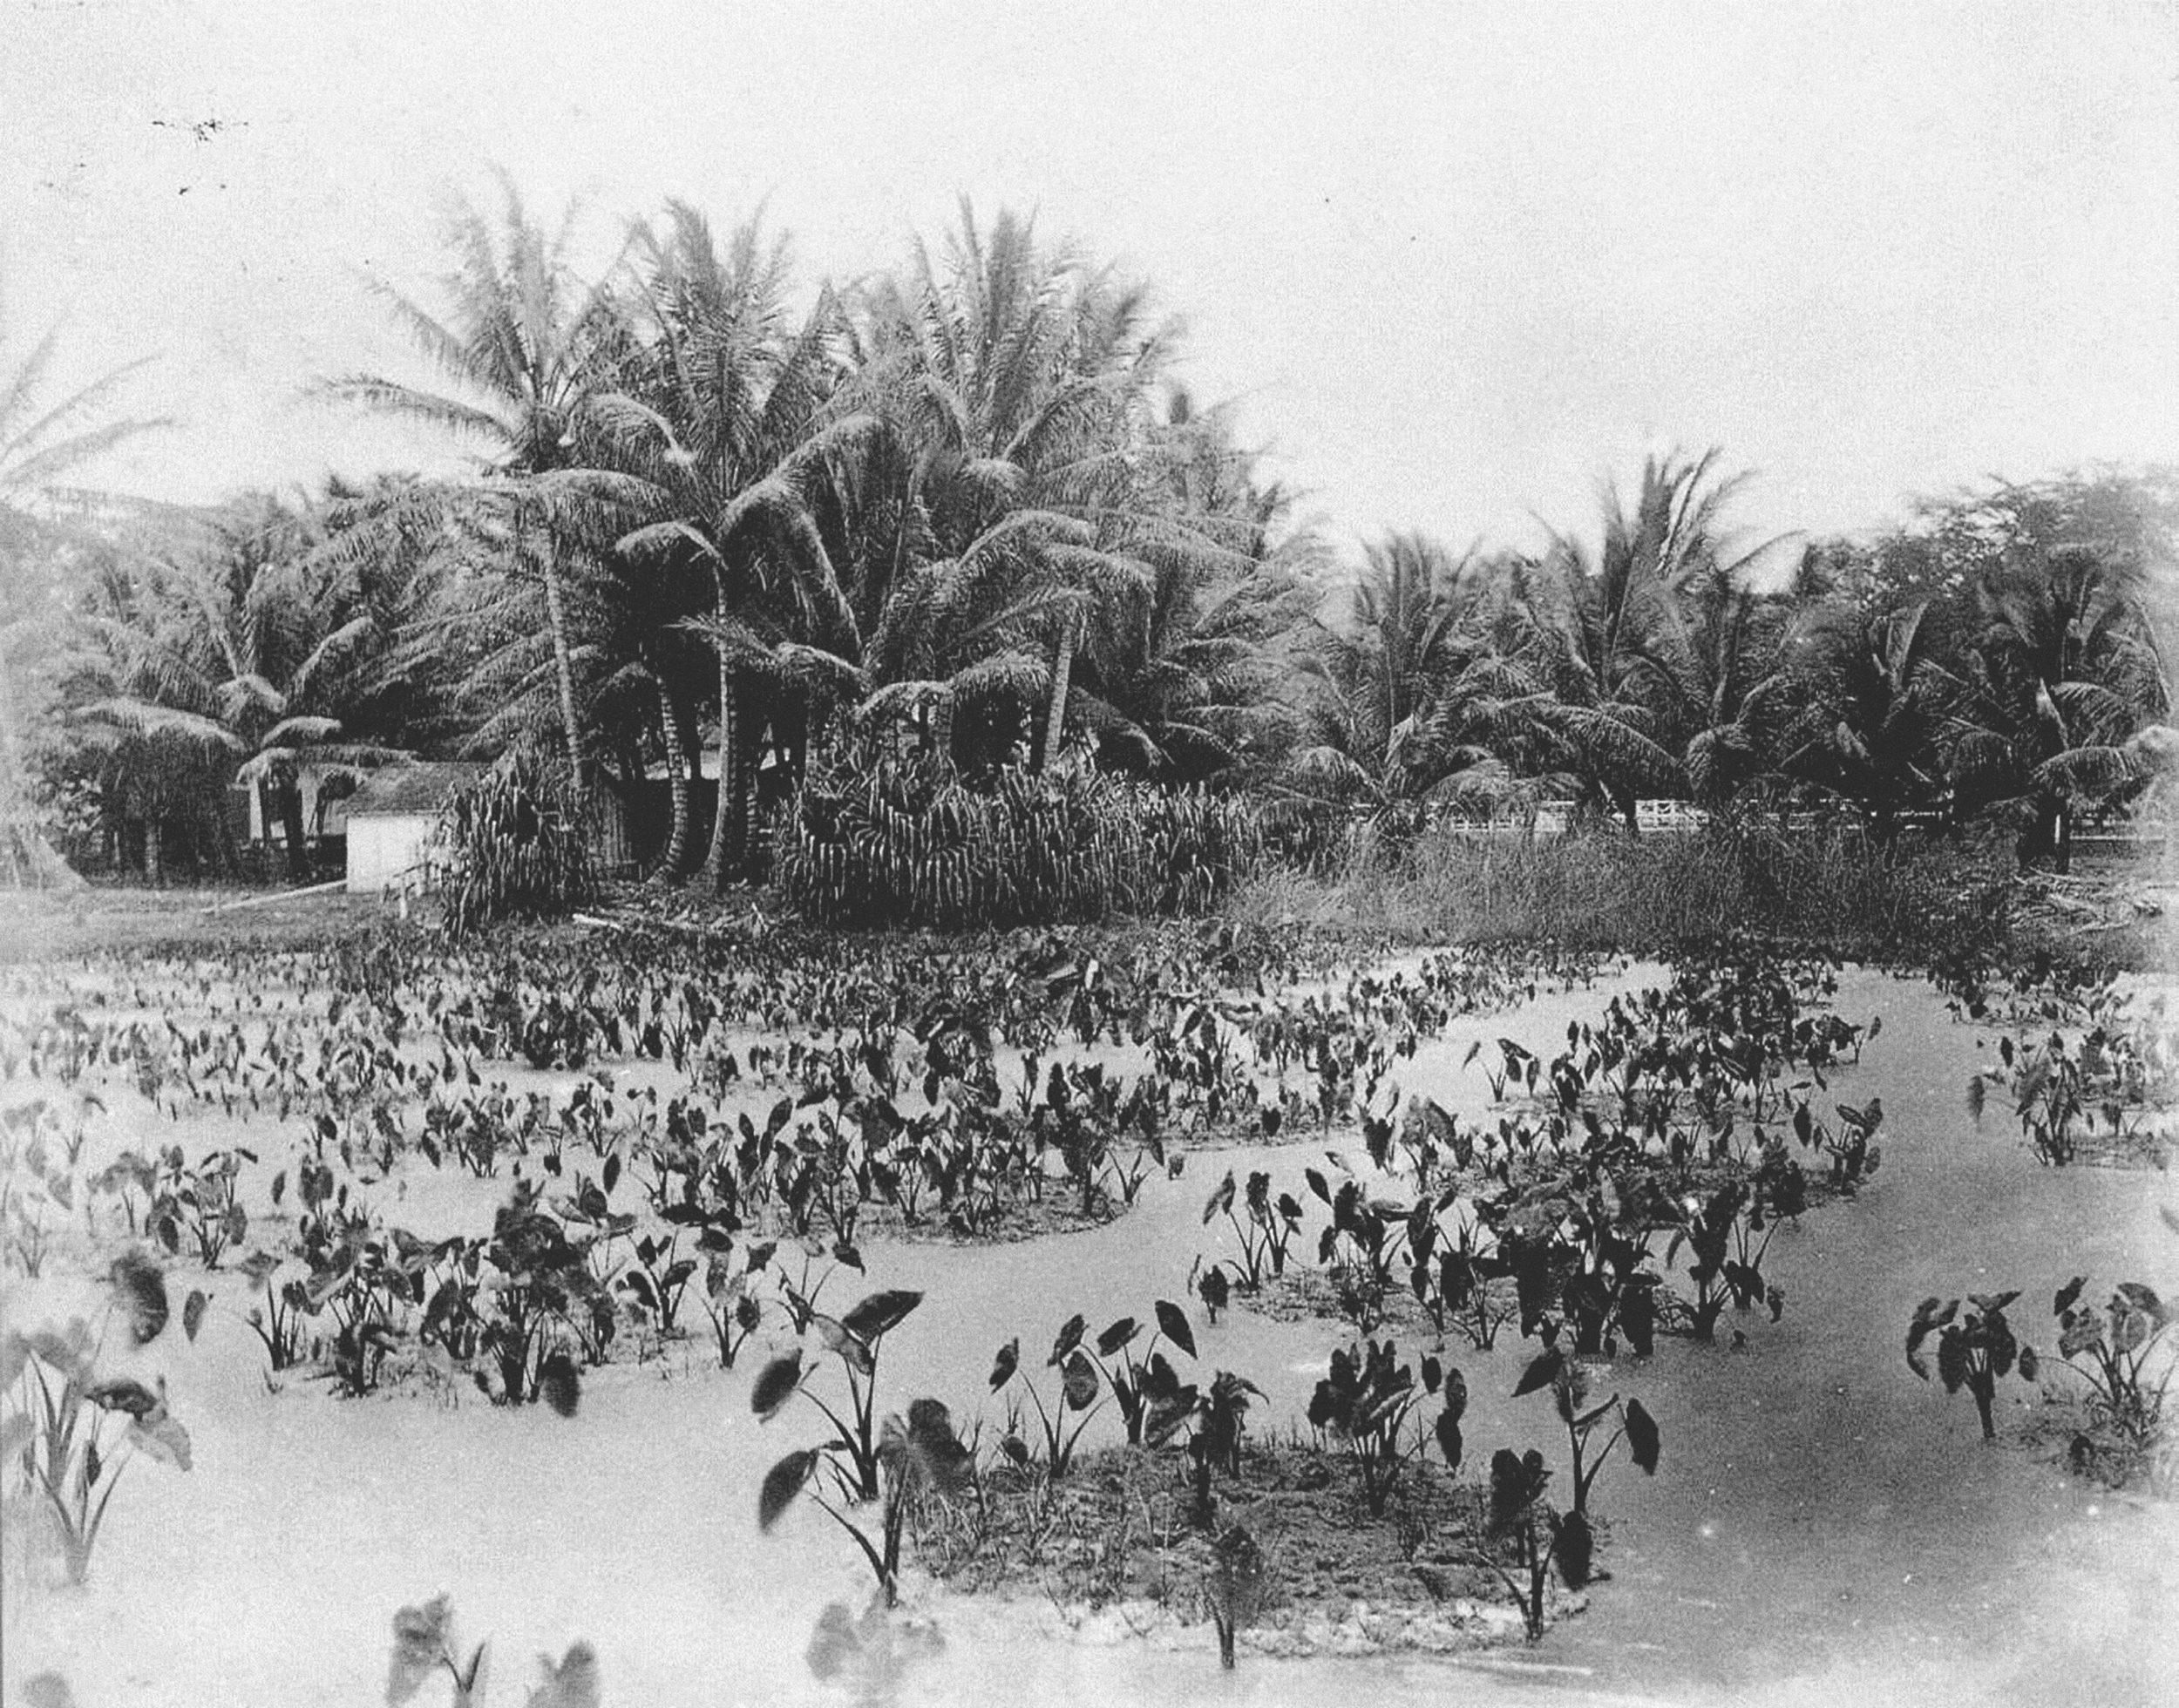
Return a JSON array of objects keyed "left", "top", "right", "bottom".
[{"left": 1037, "top": 613, "right": 1077, "bottom": 773}]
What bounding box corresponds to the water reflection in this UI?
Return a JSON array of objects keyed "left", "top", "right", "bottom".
[{"left": 806, "top": 1596, "right": 945, "bottom": 1708}]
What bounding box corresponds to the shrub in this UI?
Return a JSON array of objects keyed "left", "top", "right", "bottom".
[
  {"left": 775, "top": 756, "right": 1263, "bottom": 928},
  {"left": 437, "top": 754, "right": 596, "bottom": 939}
]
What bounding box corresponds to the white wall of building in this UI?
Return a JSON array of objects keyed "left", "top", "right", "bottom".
[{"left": 345, "top": 814, "right": 439, "bottom": 893}]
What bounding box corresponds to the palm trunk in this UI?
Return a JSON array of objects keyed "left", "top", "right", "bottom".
[
  {"left": 530, "top": 514, "right": 587, "bottom": 784},
  {"left": 278, "top": 783, "right": 310, "bottom": 881},
  {"left": 1038, "top": 613, "right": 1077, "bottom": 773},
  {"left": 656, "top": 680, "right": 693, "bottom": 880},
  {"left": 145, "top": 815, "right": 164, "bottom": 886},
  {"left": 699, "top": 654, "right": 745, "bottom": 892}
]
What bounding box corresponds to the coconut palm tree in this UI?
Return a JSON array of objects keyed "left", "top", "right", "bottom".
[
  {"left": 1945, "top": 544, "right": 2171, "bottom": 869},
  {"left": 854, "top": 204, "right": 1210, "bottom": 776},
  {"left": 1290, "top": 533, "right": 1547, "bottom": 817},
  {"left": 1775, "top": 599, "right": 1954, "bottom": 841},
  {"left": 597, "top": 203, "right": 872, "bottom": 886},
  {"left": 318, "top": 178, "right": 637, "bottom": 786},
  {"left": 0, "top": 307, "right": 169, "bottom": 883},
  {"left": 1513, "top": 451, "right": 1786, "bottom": 827}
]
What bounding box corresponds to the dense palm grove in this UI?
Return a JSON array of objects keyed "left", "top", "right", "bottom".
[{"left": 3, "top": 186, "right": 2173, "bottom": 901}]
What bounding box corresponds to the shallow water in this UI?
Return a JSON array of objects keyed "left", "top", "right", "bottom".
[{"left": 3, "top": 961, "right": 2175, "bottom": 1708}]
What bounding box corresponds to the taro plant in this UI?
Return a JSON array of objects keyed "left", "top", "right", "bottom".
[
  {"left": 1512, "top": 1340, "right": 1660, "bottom": 1518},
  {"left": 1205, "top": 1523, "right": 1268, "bottom": 1671},
  {"left": 1906, "top": 1291, "right": 2029, "bottom": 1440},
  {"left": 1472, "top": 1447, "right": 1565, "bottom": 1643},
  {"left": 1201, "top": 1169, "right": 1301, "bottom": 1291},
  {"left": 1, "top": 1253, "right": 195, "bottom": 1584},
  {"left": 1080, "top": 1300, "right": 1198, "bottom": 1447},
  {"left": 1175, "top": 1370, "right": 1263, "bottom": 1531},
  {"left": 1307, "top": 1172, "right": 1411, "bottom": 1337},
  {"left": 385, "top": 1592, "right": 490, "bottom": 1707},
  {"left": 149, "top": 1144, "right": 253, "bottom": 1267},
  {"left": 753, "top": 1288, "right": 927, "bottom": 1503},
  {"left": 476, "top": 1184, "right": 595, "bottom": 1412},
  {"left": 988, "top": 1325, "right": 1101, "bottom": 1481},
  {"left": 2047, "top": 1275, "right": 2175, "bottom": 1472},
  {"left": 234, "top": 1249, "right": 311, "bottom": 1372},
  {"left": 701, "top": 1242, "right": 771, "bottom": 1371},
  {"left": 1967, "top": 1035, "right": 2088, "bottom": 1166},
  {"left": 756, "top": 1292, "right": 973, "bottom": 1606},
  {"left": 1306, "top": 1339, "right": 1463, "bottom": 1516}
]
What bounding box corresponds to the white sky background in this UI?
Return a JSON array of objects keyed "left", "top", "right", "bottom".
[{"left": 6, "top": 0, "right": 2179, "bottom": 559}]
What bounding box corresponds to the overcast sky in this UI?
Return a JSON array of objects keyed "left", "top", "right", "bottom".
[{"left": 7, "top": 0, "right": 2178, "bottom": 558}]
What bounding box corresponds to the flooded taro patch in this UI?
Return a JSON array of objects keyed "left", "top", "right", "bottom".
[{"left": 1, "top": 918, "right": 2175, "bottom": 1708}]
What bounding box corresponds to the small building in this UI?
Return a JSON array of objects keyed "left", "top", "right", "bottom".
[{"left": 344, "top": 762, "right": 483, "bottom": 894}]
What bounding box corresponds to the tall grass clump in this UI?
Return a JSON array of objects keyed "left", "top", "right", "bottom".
[
  {"left": 776, "top": 758, "right": 1263, "bottom": 928},
  {"left": 1229, "top": 816, "right": 2017, "bottom": 961},
  {"left": 436, "top": 754, "right": 596, "bottom": 939}
]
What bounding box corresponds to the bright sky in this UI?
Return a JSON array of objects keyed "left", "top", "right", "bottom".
[{"left": 7, "top": 0, "right": 2178, "bottom": 558}]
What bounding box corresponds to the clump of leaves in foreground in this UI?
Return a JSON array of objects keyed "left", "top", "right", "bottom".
[
  {"left": 385, "top": 1593, "right": 599, "bottom": 1708},
  {"left": 755, "top": 1288, "right": 974, "bottom": 1605},
  {"left": 1, "top": 1250, "right": 196, "bottom": 1585}
]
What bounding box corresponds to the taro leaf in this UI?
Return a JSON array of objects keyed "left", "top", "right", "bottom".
[
  {"left": 1442, "top": 1365, "right": 1469, "bottom": 1426},
  {"left": 388, "top": 1595, "right": 454, "bottom": 1705},
  {"left": 1205, "top": 1171, "right": 1237, "bottom": 1224},
  {"left": 1095, "top": 1317, "right": 1138, "bottom": 1359},
  {"left": 2018, "top": 1345, "right": 2040, "bottom": 1383},
  {"left": 752, "top": 1351, "right": 805, "bottom": 1419},
  {"left": 805, "top": 1602, "right": 859, "bottom": 1684},
  {"left": 602, "top": 1153, "right": 621, "bottom": 1196},
  {"left": 1905, "top": 1301, "right": 1941, "bottom": 1379},
  {"left": 1936, "top": 1332, "right": 1969, "bottom": 1394},
  {"left": 180, "top": 1288, "right": 209, "bottom": 1344},
  {"left": 0, "top": 1409, "right": 33, "bottom": 1471},
  {"left": 2115, "top": 1282, "right": 2167, "bottom": 1324},
  {"left": 893, "top": 1398, "right": 976, "bottom": 1496},
  {"left": 1198, "top": 1265, "right": 1231, "bottom": 1314},
  {"left": 839, "top": 1289, "right": 922, "bottom": 1344},
  {"left": 1304, "top": 1167, "right": 1331, "bottom": 1205},
  {"left": 83, "top": 1376, "right": 160, "bottom": 1419},
  {"left": 540, "top": 1352, "right": 581, "bottom": 1418},
  {"left": 1421, "top": 1354, "right": 1442, "bottom": 1395},
  {"left": 2162, "top": 1203, "right": 2179, "bottom": 1240},
  {"left": 759, "top": 1449, "right": 817, "bottom": 1531},
  {"left": 1001, "top": 1434, "right": 1031, "bottom": 1467},
  {"left": 1554, "top": 1508, "right": 1597, "bottom": 1589},
  {"left": 832, "top": 1243, "right": 864, "bottom": 1273},
  {"left": 813, "top": 1316, "right": 875, "bottom": 1379},
  {"left": 1051, "top": 1313, "right": 1089, "bottom": 1365},
  {"left": 1061, "top": 1348, "right": 1101, "bottom": 1411},
  {"left": 1487, "top": 1447, "right": 1549, "bottom": 1534},
  {"left": 526, "top": 1640, "right": 600, "bottom": 1708},
  {"left": 1434, "top": 1410, "right": 1464, "bottom": 1472},
  {"left": 127, "top": 1411, "right": 193, "bottom": 1471},
  {"left": 109, "top": 1250, "right": 169, "bottom": 1345},
  {"left": 1624, "top": 1398, "right": 1660, "bottom": 1474},
  {"left": 989, "top": 1337, "right": 1021, "bottom": 1393},
  {"left": 1511, "top": 1347, "right": 1565, "bottom": 1399},
  {"left": 1156, "top": 1299, "right": 1197, "bottom": 1360},
  {"left": 1968, "top": 1291, "right": 2019, "bottom": 1317}
]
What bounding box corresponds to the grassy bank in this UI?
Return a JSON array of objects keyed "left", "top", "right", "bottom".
[{"left": 1224, "top": 821, "right": 2155, "bottom": 968}]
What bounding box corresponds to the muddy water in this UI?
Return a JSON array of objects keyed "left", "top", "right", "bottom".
[{"left": 4, "top": 966, "right": 2175, "bottom": 1708}]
